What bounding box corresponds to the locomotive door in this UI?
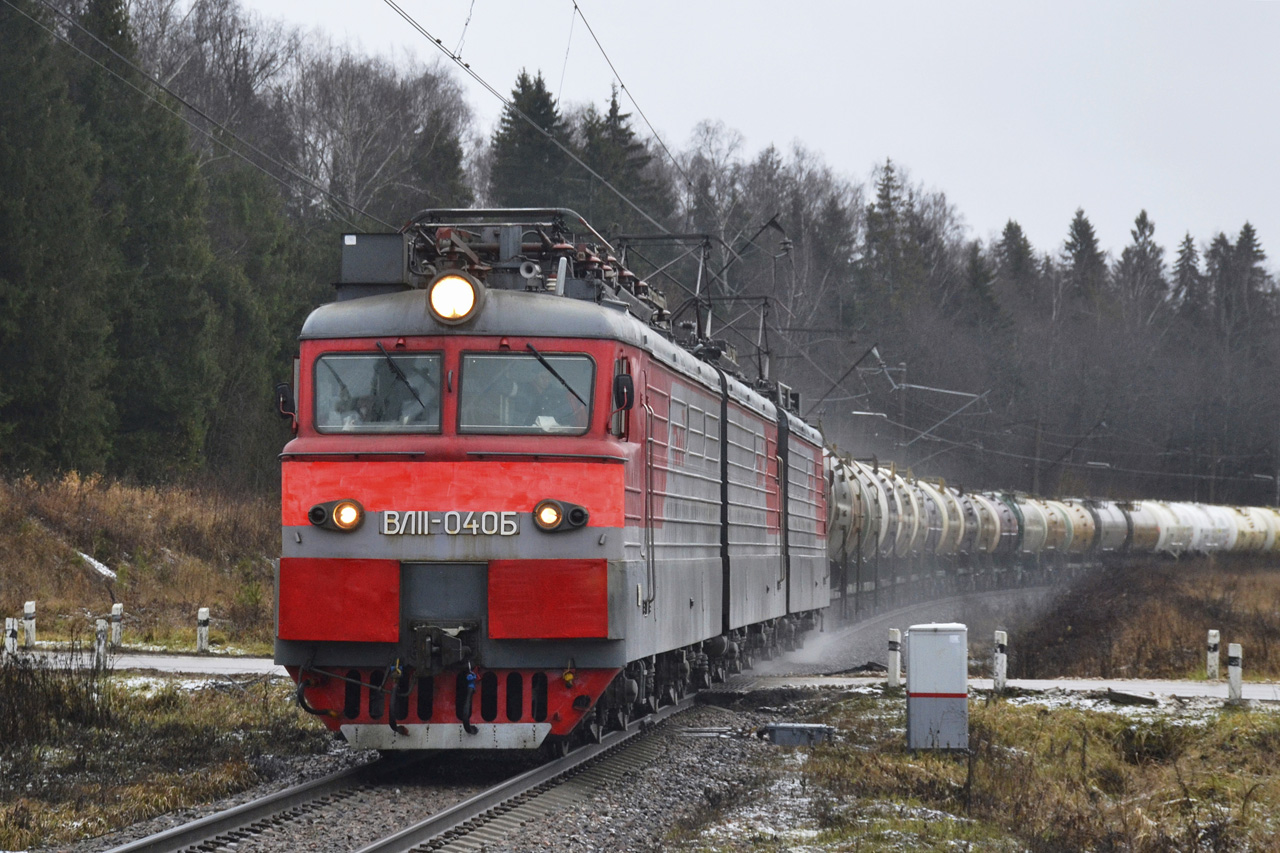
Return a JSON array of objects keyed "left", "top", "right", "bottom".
[{"left": 641, "top": 370, "right": 656, "bottom": 613}]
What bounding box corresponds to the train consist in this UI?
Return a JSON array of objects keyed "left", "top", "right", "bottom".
[
  {"left": 274, "top": 208, "right": 1274, "bottom": 752},
  {"left": 824, "top": 457, "right": 1280, "bottom": 607}
]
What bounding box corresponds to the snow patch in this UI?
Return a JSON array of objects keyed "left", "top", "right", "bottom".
[{"left": 78, "top": 551, "right": 116, "bottom": 580}]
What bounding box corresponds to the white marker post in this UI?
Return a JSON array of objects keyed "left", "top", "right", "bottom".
[
  {"left": 93, "top": 619, "right": 108, "bottom": 671},
  {"left": 196, "top": 607, "right": 210, "bottom": 654},
  {"left": 23, "top": 601, "right": 35, "bottom": 649},
  {"left": 1228, "top": 643, "right": 1243, "bottom": 703},
  {"left": 110, "top": 603, "right": 123, "bottom": 647},
  {"left": 1207, "top": 629, "right": 1220, "bottom": 680},
  {"left": 3, "top": 617, "right": 15, "bottom": 656},
  {"left": 993, "top": 630, "right": 1008, "bottom": 693},
  {"left": 887, "top": 628, "right": 902, "bottom": 688}
]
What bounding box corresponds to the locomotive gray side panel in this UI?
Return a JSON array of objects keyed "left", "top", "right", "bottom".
[
  {"left": 786, "top": 431, "right": 830, "bottom": 613},
  {"left": 725, "top": 403, "right": 787, "bottom": 628},
  {"left": 619, "top": 373, "right": 724, "bottom": 660}
]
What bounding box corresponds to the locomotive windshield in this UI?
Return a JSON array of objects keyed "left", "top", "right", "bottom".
[
  {"left": 459, "top": 353, "right": 593, "bottom": 434},
  {"left": 314, "top": 352, "right": 442, "bottom": 432}
]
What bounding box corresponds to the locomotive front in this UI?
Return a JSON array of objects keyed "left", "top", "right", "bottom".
[{"left": 276, "top": 211, "right": 650, "bottom": 750}]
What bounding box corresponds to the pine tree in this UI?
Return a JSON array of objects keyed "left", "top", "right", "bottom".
[
  {"left": 489, "top": 70, "right": 571, "bottom": 207},
  {"left": 1172, "top": 233, "right": 1206, "bottom": 318},
  {"left": 67, "top": 0, "right": 220, "bottom": 479},
  {"left": 994, "top": 220, "right": 1039, "bottom": 300},
  {"left": 0, "top": 0, "right": 115, "bottom": 471},
  {"left": 1062, "top": 208, "right": 1108, "bottom": 304},
  {"left": 573, "top": 87, "right": 671, "bottom": 234},
  {"left": 1111, "top": 210, "right": 1166, "bottom": 323}
]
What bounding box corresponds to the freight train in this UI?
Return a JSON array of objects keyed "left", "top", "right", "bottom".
[{"left": 274, "top": 208, "right": 1276, "bottom": 752}]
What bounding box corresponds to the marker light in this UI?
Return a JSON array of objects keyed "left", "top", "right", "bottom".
[
  {"left": 308, "top": 499, "right": 365, "bottom": 532},
  {"left": 428, "top": 272, "right": 480, "bottom": 323},
  {"left": 332, "top": 500, "right": 363, "bottom": 530},
  {"left": 534, "top": 499, "right": 564, "bottom": 530}
]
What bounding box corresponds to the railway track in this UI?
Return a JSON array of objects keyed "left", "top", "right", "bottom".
[{"left": 104, "top": 696, "right": 694, "bottom": 853}]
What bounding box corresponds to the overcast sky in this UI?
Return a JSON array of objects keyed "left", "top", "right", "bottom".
[{"left": 246, "top": 0, "right": 1280, "bottom": 261}]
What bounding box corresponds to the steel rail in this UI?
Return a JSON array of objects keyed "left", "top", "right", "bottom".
[
  {"left": 354, "top": 695, "right": 696, "bottom": 853},
  {"left": 102, "top": 755, "right": 421, "bottom": 853}
]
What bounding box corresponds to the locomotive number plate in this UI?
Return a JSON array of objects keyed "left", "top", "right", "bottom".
[{"left": 381, "top": 510, "right": 519, "bottom": 536}]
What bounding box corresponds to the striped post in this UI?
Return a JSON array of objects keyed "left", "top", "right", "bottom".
[
  {"left": 196, "top": 607, "right": 210, "bottom": 654},
  {"left": 110, "top": 603, "right": 123, "bottom": 647},
  {"left": 3, "top": 617, "right": 15, "bottom": 656},
  {"left": 887, "top": 628, "right": 902, "bottom": 688},
  {"left": 993, "top": 630, "right": 1008, "bottom": 693},
  {"left": 1228, "top": 643, "right": 1243, "bottom": 703},
  {"left": 93, "top": 619, "right": 108, "bottom": 671},
  {"left": 1207, "top": 630, "right": 1220, "bottom": 680},
  {"left": 23, "top": 601, "right": 35, "bottom": 649}
]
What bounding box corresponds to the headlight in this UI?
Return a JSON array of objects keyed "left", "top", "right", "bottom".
[
  {"left": 332, "top": 500, "right": 363, "bottom": 530},
  {"left": 534, "top": 499, "right": 564, "bottom": 530},
  {"left": 533, "top": 499, "right": 589, "bottom": 532},
  {"left": 308, "top": 499, "right": 365, "bottom": 532},
  {"left": 428, "top": 272, "right": 481, "bottom": 323}
]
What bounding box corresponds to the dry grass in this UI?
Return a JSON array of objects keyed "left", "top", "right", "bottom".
[
  {"left": 0, "top": 654, "right": 329, "bottom": 850},
  {"left": 803, "top": 693, "right": 1280, "bottom": 852},
  {"left": 1010, "top": 559, "right": 1280, "bottom": 680},
  {"left": 0, "top": 473, "right": 277, "bottom": 646}
]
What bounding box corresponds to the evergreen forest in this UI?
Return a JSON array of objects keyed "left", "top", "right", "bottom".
[{"left": 2, "top": 0, "right": 1277, "bottom": 505}]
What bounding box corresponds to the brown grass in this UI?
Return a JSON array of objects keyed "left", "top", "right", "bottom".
[
  {"left": 0, "top": 473, "right": 277, "bottom": 647},
  {"left": 0, "top": 654, "right": 330, "bottom": 850},
  {"left": 1009, "top": 559, "right": 1280, "bottom": 680},
  {"left": 805, "top": 694, "right": 1280, "bottom": 852}
]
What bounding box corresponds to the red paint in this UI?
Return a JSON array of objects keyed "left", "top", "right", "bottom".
[
  {"left": 488, "top": 559, "right": 609, "bottom": 638},
  {"left": 907, "top": 692, "right": 969, "bottom": 699},
  {"left": 282, "top": 460, "right": 625, "bottom": 528},
  {"left": 277, "top": 558, "right": 400, "bottom": 642},
  {"left": 289, "top": 665, "right": 620, "bottom": 737}
]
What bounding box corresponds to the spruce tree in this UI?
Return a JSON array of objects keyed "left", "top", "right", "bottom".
[
  {"left": 0, "top": 0, "right": 115, "bottom": 471},
  {"left": 574, "top": 87, "right": 671, "bottom": 234},
  {"left": 67, "top": 0, "right": 220, "bottom": 479},
  {"left": 1062, "top": 208, "right": 1108, "bottom": 303},
  {"left": 1172, "top": 233, "right": 1206, "bottom": 318},
  {"left": 489, "top": 70, "right": 571, "bottom": 207},
  {"left": 1111, "top": 210, "right": 1166, "bottom": 321}
]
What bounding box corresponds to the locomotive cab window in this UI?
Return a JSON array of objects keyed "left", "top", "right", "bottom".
[
  {"left": 459, "top": 352, "right": 594, "bottom": 434},
  {"left": 314, "top": 352, "right": 442, "bottom": 433}
]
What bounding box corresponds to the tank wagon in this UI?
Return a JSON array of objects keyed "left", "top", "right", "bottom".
[{"left": 275, "top": 208, "right": 1280, "bottom": 752}]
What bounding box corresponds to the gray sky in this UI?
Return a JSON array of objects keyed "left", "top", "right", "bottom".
[{"left": 247, "top": 0, "right": 1280, "bottom": 261}]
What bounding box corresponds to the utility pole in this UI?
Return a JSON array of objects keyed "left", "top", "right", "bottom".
[
  {"left": 1031, "top": 418, "right": 1042, "bottom": 495},
  {"left": 898, "top": 362, "right": 908, "bottom": 453},
  {"left": 1209, "top": 439, "right": 1218, "bottom": 504}
]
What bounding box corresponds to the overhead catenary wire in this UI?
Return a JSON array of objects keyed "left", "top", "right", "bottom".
[
  {"left": 568, "top": 1, "right": 698, "bottom": 198},
  {"left": 877, "top": 414, "right": 1271, "bottom": 486},
  {"left": 379, "top": 0, "right": 671, "bottom": 235},
  {"left": 17, "top": 0, "right": 388, "bottom": 230}
]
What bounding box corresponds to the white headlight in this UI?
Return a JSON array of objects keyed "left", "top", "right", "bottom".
[{"left": 429, "top": 273, "right": 479, "bottom": 322}]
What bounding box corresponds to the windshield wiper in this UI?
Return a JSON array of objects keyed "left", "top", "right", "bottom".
[
  {"left": 376, "top": 342, "right": 430, "bottom": 413},
  {"left": 525, "top": 343, "right": 587, "bottom": 408}
]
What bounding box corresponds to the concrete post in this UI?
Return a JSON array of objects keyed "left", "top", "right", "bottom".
[
  {"left": 993, "top": 630, "right": 1008, "bottom": 692},
  {"left": 1228, "top": 643, "right": 1242, "bottom": 703},
  {"left": 93, "top": 619, "right": 108, "bottom": 671},
  {"left": 3, "top": 617, "right": 15, "bottom": 656},
  {"left": 196, "top": 607, "right": 210, "bottom": 653},
  {"left": 23, "top": 601, "right": 35, "bottom": 649},
  {"left": 1207, "top": 630, "right": 1220, "bottom": 680},
  {"left": 110, "top": 603, "right": 123, "bottom": 647},
  {"left": 887, "top": 628, "right": 902, "bottom": 688}
]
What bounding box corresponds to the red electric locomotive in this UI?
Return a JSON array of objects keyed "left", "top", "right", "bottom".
[{"left": 276, "top": 209, "right": 828, "bottom": 751}]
